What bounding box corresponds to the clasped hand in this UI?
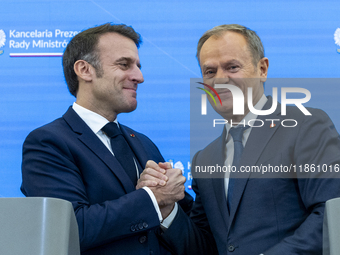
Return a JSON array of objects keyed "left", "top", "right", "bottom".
[{"left": 136, "top": 160, "right": 186, "bottom": 218}]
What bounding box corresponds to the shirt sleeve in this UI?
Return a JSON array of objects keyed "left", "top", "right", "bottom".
[
  {"left": 142, "top": 186, "right": 179, "bottom": 229},
  {"left": 161, "top": 202, "right": 178, "bottom": 229},
  {"left": 142, "top": 186, "right": 163, "bottom": 222}
]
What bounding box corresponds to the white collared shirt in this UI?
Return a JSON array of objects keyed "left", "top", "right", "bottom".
[
  {"left": 72, "top": 102, "right": 115, "bottom": 154},
  {"left": 224, "top": 94, "right": 268, "bottom": 197},
  {"left": 72, "top": 102, "right": 165, "bottom": 223}
]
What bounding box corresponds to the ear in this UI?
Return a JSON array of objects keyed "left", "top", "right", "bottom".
[
  {"left": 74, "top": 60, "right": 95, "bottom": 82},
  {"left": 258, "top": 57, "right": 269, "bottom": 83}
]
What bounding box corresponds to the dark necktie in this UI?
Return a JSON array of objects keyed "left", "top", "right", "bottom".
[
  {"left": 102, "top": 122, "right": 138, "bottom": 184},
  {"left": 227, "top": 125, "right": 250, "bottom": 212}
]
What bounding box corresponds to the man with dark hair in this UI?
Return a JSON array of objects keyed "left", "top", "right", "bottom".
[
  {"left": 21, "top": 23, "right": 191, "bottom": 255},
  {"left": 142, "top": 24, "right": 340, "bottom": 255},
  {"left": 62, "top": 23, "right": 142, "bottom": 97}
]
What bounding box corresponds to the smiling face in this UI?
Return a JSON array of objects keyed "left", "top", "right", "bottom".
[
  {"left": 199, "top": 31, "right": 268, "bottom": 121},
  {"left": 79, "top": 32, "right": 144, "bottom": 121}
]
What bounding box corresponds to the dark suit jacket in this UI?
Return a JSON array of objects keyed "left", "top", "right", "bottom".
[
  {"left": 161, "top": 97, "right": 340, "bottom": 255},
  {"left": 21, "top": 107, "right": 191, "bottom": 255}
]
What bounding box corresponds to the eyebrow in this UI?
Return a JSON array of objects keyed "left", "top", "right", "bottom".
[
  {"left": 115, "top": 57, "right": 142, "bottom": 69},
  {"left": 201, "top": 64, "right": 214, "bottom": 71},
  {"left": 202, "top": 59, "right": 242, "bottom": 70},
  {"left": 226, "top": 59, "right": 242, "bottom": 65}
]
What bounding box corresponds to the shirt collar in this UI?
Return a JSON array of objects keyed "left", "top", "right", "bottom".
[{"left": 72, "top": 102, "right": 118, "bottom": 134}]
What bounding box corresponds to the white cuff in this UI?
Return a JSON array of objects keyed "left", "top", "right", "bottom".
[
  {"left": 160, "top": 202, "right": 178, "bottom": 229},
  {"left": 142, "top": 186, "right": 163, "bottom": 222}
]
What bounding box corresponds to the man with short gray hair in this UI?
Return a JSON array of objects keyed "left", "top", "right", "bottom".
[{"left": 144, "top": 24, "right": 340, "bottom": 255}]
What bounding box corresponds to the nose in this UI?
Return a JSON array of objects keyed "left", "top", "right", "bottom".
[
  {"left": 214, "top": 69, "right": 229, "bottom": 86},
  {"left": 131, "top": 65, "right": 144, "bottom": 84}
]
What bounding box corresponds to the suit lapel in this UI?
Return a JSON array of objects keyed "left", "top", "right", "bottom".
[
  {"left": 228, "top": 97, "right": 283, "bottom": 228},
  {"left": 212, "top": 178, "right": 229, "bottom": 228},
  {"left": 63, "top": 107, "right": 135, "bottom": 193},
  {"left": 207, "top": 128, "right": 230, "bottom": 228}
]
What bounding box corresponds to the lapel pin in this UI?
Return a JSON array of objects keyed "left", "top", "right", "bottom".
[
  {"left": 130, "top": 134, "right": 135, "bottom": 137},
  {"left": 270, "top": 123, "right": 276, "bottom": 128}
]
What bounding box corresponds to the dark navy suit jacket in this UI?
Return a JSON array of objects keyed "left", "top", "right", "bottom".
[
  {"left": 161, "top": 98, "right": 340, "bottom": 255},
  {"left": 21, "top": 107, "right": 191, "bottom": 255}
]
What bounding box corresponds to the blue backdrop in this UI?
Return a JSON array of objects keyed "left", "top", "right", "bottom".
[{"left": 0, "top": 0, "right": 339, "bottom": 197}]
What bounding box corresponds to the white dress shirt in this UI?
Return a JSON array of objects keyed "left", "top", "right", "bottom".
[{"left": 72, "top": 102, "right": 167, "bottom": 223}]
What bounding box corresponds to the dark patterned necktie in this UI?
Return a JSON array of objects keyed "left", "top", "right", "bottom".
[
  {"left": 102, "top": 122, "right": 138, "bottom": 184},
  {"left": 227, "top": 125, "right": 250, "bottom": 212}
]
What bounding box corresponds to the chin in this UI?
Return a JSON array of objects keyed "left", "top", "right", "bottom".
[
  {"left": 213, "top": 105, "right": 233, "bottom": 118},
  {"left": 122, "top": 102, "right": 137, "bottom": 113}
]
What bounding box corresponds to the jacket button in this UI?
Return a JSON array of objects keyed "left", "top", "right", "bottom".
[
  {"left": 143, "top": 222, "right": 149, "bottom": 228},
  {"left": 228, "top": 244, "right": 235, "bottom": 252},
  {"left": 139, "top": 235, "right": 147, "bottom": 243},
  {"left": 130, "top": 225, "right": 136, "bottom": 232},
  {"left": 138, "top": 223, "right": 144, "bottom": 230}
]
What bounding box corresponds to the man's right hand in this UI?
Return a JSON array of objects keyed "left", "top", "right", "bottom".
[{"left": 136, "top": 160, "right": 169, "bottom": 189}]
